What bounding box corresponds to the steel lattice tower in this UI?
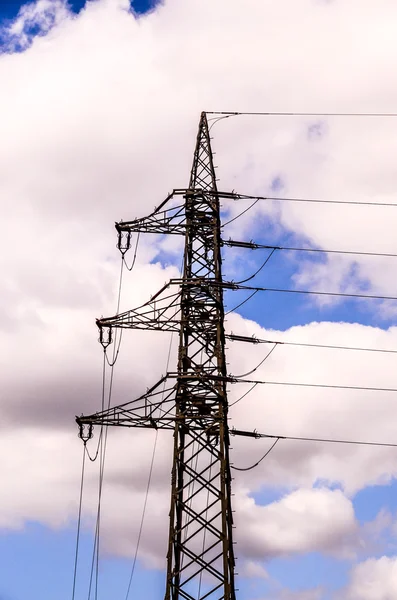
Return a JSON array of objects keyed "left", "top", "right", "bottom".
[{"left": 77, "top": 112, "right": 236, "bottom": 599}]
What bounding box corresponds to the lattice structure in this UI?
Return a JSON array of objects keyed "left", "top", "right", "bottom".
[{"left": 77, "top": 112, "right": 236, "bottom": 599}]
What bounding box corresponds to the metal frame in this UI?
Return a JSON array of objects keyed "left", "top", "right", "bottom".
[{"left": 77, "top": 112, "right": 236, "bottom": 599}]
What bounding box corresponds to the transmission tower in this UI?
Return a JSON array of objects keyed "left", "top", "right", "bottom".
[{"left": 77, "top": 112, "right": 237, "bottom": 599}]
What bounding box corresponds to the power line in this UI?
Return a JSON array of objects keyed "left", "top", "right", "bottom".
[
  {"left": 123, "top": 232, "right": 141, "bottom": 271},
  {"left": 227, "top": 333, "right": 397, "bottom": 355},
  {"left": 234, "top": 249, "right": 276, "bottom": 285},
  {"left": 232, "top": 378, "right": 397, "bottom": 394},
  {"left": 207, "top": 111, "right": 397, "bottom": 118},
  {"left": 229, "top": 382, "right": 259, "bottom": 408},
  {"left": 71, "top": 445, "right": 86, "bottom": 600},
  {"left": 228, "top": 282, "right": 397, "bottom": 302},
  {"left": 124, "top": 431, "right": 158, "bottom": 600},
  {"left": 273, "top": 245, "right": 397, "bottom": 259},
  {"left": 225, "top": 289, "right": 258, "bottom": 315},
  {"left": 157, "top": 372, "right": 397, "bottom": 395},
  {"left": 229, "top": 430, "right": 397, "bottom": 472},
  {"left": 87, "top": 257, "right": 127, "bottom": 600},
  {"left": 221, "top": 191, "right": 397, "bottom": 208},
  {"left": 224, "top": 239, "right": 397, "bottom": 259},
  {"left": 231, "top": 344, "right": 277, "bottom": 379},
  {"left": 231, "top": 438, "right": 280, "bottom": 471},
  {"left": 125, "top": 328, "right": 176, "bottom": 598},
  {"left": 267, "top": 433, "right": 397, "bottom": 448},
  {"left": 231, "top": 428, "right": 397, "bottom": 449},
  {"left": 87, "top": 352, "right": 107, "bottom": 600},
  {"left": 222, "top": 198, "right": 260, "bottom": 226}
]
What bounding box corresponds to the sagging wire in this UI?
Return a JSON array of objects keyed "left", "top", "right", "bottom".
[
  {"left": 104, "top": 329, "right": 123, "bottom": 368},
  {"left": 231, "top": 343, "right": 278, "bottom": 379},
  {"left": 229, "top": 382, "right": 259, "bottom": 408},
  {"left": 124, "top": 331, "right": 176, "bottom": 599},
  {"left": 225, "top": 289, "right": 258, "bottom": 316},
  {"left": 232, "top": 438, "right": 280, "bottom": 472},
  {"left": 88, "top": 345, "right": 118, "bottom": 600},
  {"left": 104, "top": 256, "right": 127, "bottom": 367},
  {"left": 86, "top": 239, "right": 137, "bottom": 598},
  {"left": 84, "top": 351, "right": 107, "bottom": 463},
  {"left": 223, "top": 248, "right": 276, "bottom": 317},
  {"left": 124, "top": 431, "right": 159, "bottom": 600},
  {"left": 71, "top": 444, "right": 87, "bottom": 600},
  {"left": 207, "top": 114, "right": 236, "bottom": 132},
  {"left": 222, "top": 199, "right": 260, "bottom": 227},
  {"left": 87, "top": 348, "right": 107, "bottom": 600},
  {"left": 123, "top": 232, "right": 141, "bottom": 271},
  {"left": 90, "top": 329, "right": 123, "bottom": 599},
  {"left": 234, "top": 248, "right": 276, "bottom": 285}
]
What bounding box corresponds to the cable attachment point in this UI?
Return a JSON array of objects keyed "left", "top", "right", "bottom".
[
  {"left": 116, "top": 226, "right": 132, "bottom": 256},
  {"left": 78, "top": 422, "right": 93, "bottom": 443},
  {"left": 98, "top": 324, "right": 113, "bottom": 349}
]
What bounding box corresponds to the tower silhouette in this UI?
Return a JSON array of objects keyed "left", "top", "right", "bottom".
[{"left": 77, "top": 112, "right": 236, "bottom": 599}]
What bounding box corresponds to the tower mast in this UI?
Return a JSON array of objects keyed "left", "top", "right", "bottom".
[
  {"left": 165, "top": 112, "right": 236, "bottom": 599},
  {"left": 77, "top": 112, "right": 236, "bottom": 599}
]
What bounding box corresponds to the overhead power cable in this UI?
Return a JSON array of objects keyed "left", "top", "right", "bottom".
[
  {"left": 231, "top": 344, "right": 277, "bottom": 379},
  {"left": 227, "top": 333, "right": 397, "bottom": 355},
  {"left": 229, "top": 382, "right": 259, "bottom": 408},
  {"left": 124, "top": 327, "right": 176, "bottom": 599},
  {"left": 157, "top": 371, "right": 397, "bottom": 395},
  {"left": 124, "top": 431, "right": 158, "bottom": 600},
  {"left": 229, "top": 430, "right": 397, "bottom": 472},
  {"left": 261, "top": 433, "right": 397, "bottom": 448},
  {"left": 234, "top": 249, "right": 276, "bottom": 285},
  {"left": 207, "top": 111, "right": 397, "bottom": 118},
  {"left": 224, "top": 239, "right": 397, "bottom": 259},
  {"left": 221, "top": 191, "right": 397, "bottom": 208},
  {"left": 225, "top": 289, "right": 258, "bottom": 315},
  {"left": 87, "top": 351, "right": 107, "bottom": 600},
  {"left": 87, "top": 256, "right": 127, "bottom": 600},
  {"left": 71, "top": 445, "right": 87, "bottom": 600},
  {"left": 231, "top": 428, "right": 397, "bottom": 449},
  {"left": 231, "top": 438, "right": 280, "bottom": 471},
  {"left": 123, "top": 232, "right": 141, "bottom": 271},
  {"left": 227, "top": 282, "right": 397, "bottom": 303},
  {"left": 222, "top": 199, "right": 260, "bottom": 226},
  {"left": 232, "top": 378, "right": 397, "bottom": 394}
]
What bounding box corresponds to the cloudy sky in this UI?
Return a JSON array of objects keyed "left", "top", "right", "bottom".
[{"left": 2, "top": 0, "right": 397, "bottom": 599}]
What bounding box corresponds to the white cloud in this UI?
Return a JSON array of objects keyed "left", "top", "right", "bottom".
[
  {"left": 1, "top": 0, "right": 397, "bottom": 595},
  {"left": 240, "top": 560, "right": 269, "bottom": 579},
  {"left": 227, "top": 316, "right": 397, "bottom": 494},
  {"left": 341, "top": 556, "right": 397, "bottom": 600},
  {"left": 234, "top": 487, "right": 358, "bottom": 560}
]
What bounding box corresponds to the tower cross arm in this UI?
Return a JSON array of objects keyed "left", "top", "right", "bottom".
[
  {"left": 96, "top": 281, "right": 181, "bottom": 340},
  {"left": 116, "top": 191, "right": 188, "bottom": 242},
  {"left": 76, "top": 375, "right": 178, "bottom": 439}
]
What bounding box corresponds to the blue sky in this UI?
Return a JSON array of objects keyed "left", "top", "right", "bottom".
[
  {"left": 0, "top": 0, "right": 158, "bottom": 20},
  {"left": 1, "top": 2, "right": 397, "bottom": 600}
]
